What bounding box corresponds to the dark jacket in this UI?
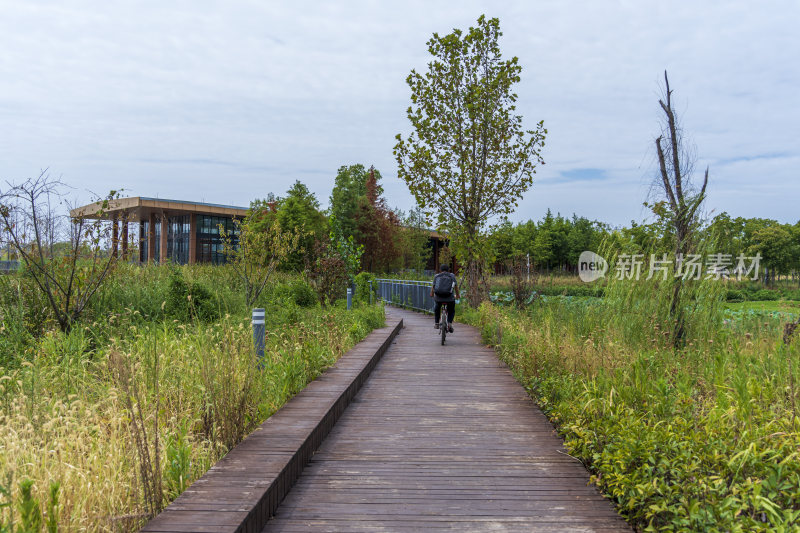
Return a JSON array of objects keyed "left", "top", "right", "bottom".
[{"left": 432, "top": 272, "right": 457, "bottom": 302}]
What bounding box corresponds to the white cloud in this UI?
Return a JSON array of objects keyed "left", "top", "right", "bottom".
[{"left": 0, "top": 1, "right": 797, "bottom": 226}]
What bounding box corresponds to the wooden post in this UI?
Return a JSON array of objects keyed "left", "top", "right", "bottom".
[
  {"left": 121, "top": 220, "right": 129, "bottom": 261},
  {"left": 148, "top": 213, "right": 156, "bottom": 264},
  {"left": 111, "top": 216, "right": 119, "bottom": 258},
  {"left": 139, "top": 221, "right": 145, "bottom": 262},
  {"left": 189, "top": 214, "right": 197, "bottom": 264},
  {"left": 160, "top": 212, "right": 168, "bottom": 265}
]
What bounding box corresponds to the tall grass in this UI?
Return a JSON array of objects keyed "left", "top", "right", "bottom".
[
  {"left": 0, "top": 264, "right": 384, "bottom": 531},
  {"left": 462, "top": 275, "right": 800, "bottom": 530}
]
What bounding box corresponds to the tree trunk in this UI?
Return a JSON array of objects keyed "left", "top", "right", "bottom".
[
  {"left": 670, "top": 220, "right": 689, "bottom": 348},
  {"left": 465, "top": 258, "right": 485, "bottom": 308}
]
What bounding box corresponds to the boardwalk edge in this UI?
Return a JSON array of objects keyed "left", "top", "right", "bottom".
[{"left": 140, "top": 316, "right": 404, "bottom": 533}]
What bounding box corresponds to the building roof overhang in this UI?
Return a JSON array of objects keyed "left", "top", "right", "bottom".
[{"left": 70, "top": 197, "right": 249, "bottom": 222}]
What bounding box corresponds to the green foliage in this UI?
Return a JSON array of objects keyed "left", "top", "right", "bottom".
[
  {"left": 0, "top": 478, "right": 10, "bottom": 533},
  {"left": 329, "top": 164, "right": 373, "bottom": 245},
  {"left": 309, "top": 240, "right": 350, "bottom": 306},
  {"left": 0, "top": 274, "right": 44, "bottom": 365},
  {"left": 356, "top": 168, "right": 404, "bottom": 273},
  {"left": 508, "top": 256, "right": 533, "bottom": 309},
  {"left": 726, "top": 289, "right": 746, "bottom": 302},
  {"left": 753, "top": 289, "right": 780, "bottom": 301},
  {"left": 749, "top": 224, "right": 799, "bottom": 279},
  {"left": 487, "top": 209, "right": 800, "bottom": 289},
  {"left": 269, "top": 278, "right": 317, "bottom": 308},
  {"left": 274, "top": 181, "right": 328, "bottom": 270},
  {"left": 220, "top": 205, "right": 300, "bottom": 307},
  {"left": 45, "top": 482, "right": 59, "bottom": 533},
  {"left": 394, "top": 15, "right": 546, "bottom": 305},
  {"left": 395, "top": 208, "right": 431, "bottom": 273},
  {"left": 394, "top": 15, "right": 546, "bottom": 229},
  {"left": 164, "top": 425, "right": 193, "bottom": 499},
  {"left": 462, "top": 281, "right": 800, "bottom": 531},
  {"left": 17, "top": 479, "right": 42, "bottom": 532},
  {"left": 328, "top": 164, "right": 407, "bottom": 273},
  {"left": 489, "top": 212, "right": 607, "bottom": 271},
  {"left": 724, "top": 286, "right": 793, "bottom": 303},
  {"left": 328, "top": 230, "right": 363, "bottom": 281},
  {"left": 165, "top": 268, "right": 220, "bottom": 322},
  {"left": 0, "top": 263, "right": 385, "bottom": 530},
  {"left": 354, "top": 272, "right": 377, "bottom": 304}
]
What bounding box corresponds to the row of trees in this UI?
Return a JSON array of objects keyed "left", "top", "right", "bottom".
[
  {"left": 254, "top": 164, "right": 431, "bottom": 276},
  {"left": 489, "top": 211, "right": 606, "bottom": 272},
  {"left": 486, "top": 210, "right": 800, "bottom": 281},
  {"left": 707, "top": 214, "right": 800, "bottom": 282}
]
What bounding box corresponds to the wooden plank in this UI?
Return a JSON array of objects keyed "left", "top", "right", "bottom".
[
  {"left": 140, "top": 318, "right": 403, "bottom": 533},
  {"left": 262, "top": 308, "right": 629, "bottom": 532}
]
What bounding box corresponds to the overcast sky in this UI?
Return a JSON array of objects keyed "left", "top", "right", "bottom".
[{"left": 1, "top": 1, "right": 797, "bottom": 226}]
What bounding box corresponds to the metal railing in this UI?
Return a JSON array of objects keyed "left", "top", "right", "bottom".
[{"left": 376, "top": 278, "right": 434, "bottom": 314}]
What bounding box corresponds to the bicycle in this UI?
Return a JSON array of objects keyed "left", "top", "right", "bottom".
[{"left": 440, "top": 308, "right": 449, "bottom": 345}]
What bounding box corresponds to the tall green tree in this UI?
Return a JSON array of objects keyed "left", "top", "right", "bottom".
[
  {"left": 490, "top": 220, "right": 516, "bottom": 265},
  {"left": 329, "top": 164, "right": 405, "bottom": 273},
  {"left": 354, "top": 167, "right": 401, "bottom": 272},
  {"left": 397, "top": 207, "right": 432, "bottom": 272},
  {"left": 329, "top": 164, "right": 373, "bottom": 244},
  {"left": 748, "top": 224, "right": 797, "bottom": 284},
  {"left": 566, "top": 215, "right": 603, "bottom": 267},
  {"left": 512, "top": 220, "right": 537, "bottom": 259},
  {"left": 394, "top": 15, "right": 546, "bottom": 306},
  {"left": 275, "top": 181, "right": 327, "bottom": 270}
]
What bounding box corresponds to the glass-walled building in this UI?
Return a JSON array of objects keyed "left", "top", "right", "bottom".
[
  {"left": 166, "top": 215, "right": 190, "bottom": 264},
  {"left": 71, "top": 197, "right": 248, "bottom": 265},
  {"left": 196, "top": 215, "right": 239, "bottom": 264},
  {"left": 71, "top": 196, "right": 447, "bottom": 269}
]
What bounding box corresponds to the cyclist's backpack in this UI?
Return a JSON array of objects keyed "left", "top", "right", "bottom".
[{"left": 433, "top": 273, "right": 455, "bottom": 298}]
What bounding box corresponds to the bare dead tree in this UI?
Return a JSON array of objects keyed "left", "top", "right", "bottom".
[
  {"left": 0, "top": 171, "right": 125, "bottom": 332},
  {"left": 510, "top": 255, "right": 535, "bottom": 309},
  {"left": 653, "top": 71, "right": 709, "bottom": 346}
]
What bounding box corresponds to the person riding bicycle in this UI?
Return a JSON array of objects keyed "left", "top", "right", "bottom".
[{"left": 430, "top": 264, "right": 460, "bottom": 333}]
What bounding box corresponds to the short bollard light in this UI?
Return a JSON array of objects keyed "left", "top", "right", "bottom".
[
  {"left": 252, "top": 308, "right": 265, "bottom": 362},
  {"left": 346, "top": 288, "right": 352, "bottom": 310}
]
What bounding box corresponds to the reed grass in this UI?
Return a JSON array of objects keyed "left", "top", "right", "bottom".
[{"left": 0, "top": 264, "right": 384, "bottom": 531}]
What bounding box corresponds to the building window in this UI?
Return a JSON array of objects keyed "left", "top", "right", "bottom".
[
  {"left": 196, "top": 215, "right": 239, "bottom": 264},
  {"left": 140, "top": 221, "right": 149, "bottom": 262},
  {"left": 153, "top": 219, "right": 161, "bottom": 263},
  {"left": 167, "top": 215, "right": 191, "bottom": 265}
]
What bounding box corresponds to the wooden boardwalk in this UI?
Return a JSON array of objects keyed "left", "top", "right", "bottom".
[{"left": 262, "top": 308, "right": 629, "bottom": 532}]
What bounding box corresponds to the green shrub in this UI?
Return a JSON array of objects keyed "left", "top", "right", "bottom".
[
  {"left": 354, "top": 272, "right": 378, "bottom": 303},
  {"left": 752, "top": 289, "right": 780, "bottom": 301},
  {"left": 726, "top": 289, "right": 746, "bottom": 302},
  {"left": 783, "top": 289, "right": 800, "bottom": 301},
  {"left": 165, "top": 268, "right": 220, "bottom": 322},
  {"left": 269, "top": 278, "right": 317, "bottom": 308},
  {"left": 462, "top": 298, "right": 800, "bottom": 532}
]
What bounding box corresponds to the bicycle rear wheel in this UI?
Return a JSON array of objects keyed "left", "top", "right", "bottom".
[{"left": 441, "top": 317, "right": 447, "bottom": 345}]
